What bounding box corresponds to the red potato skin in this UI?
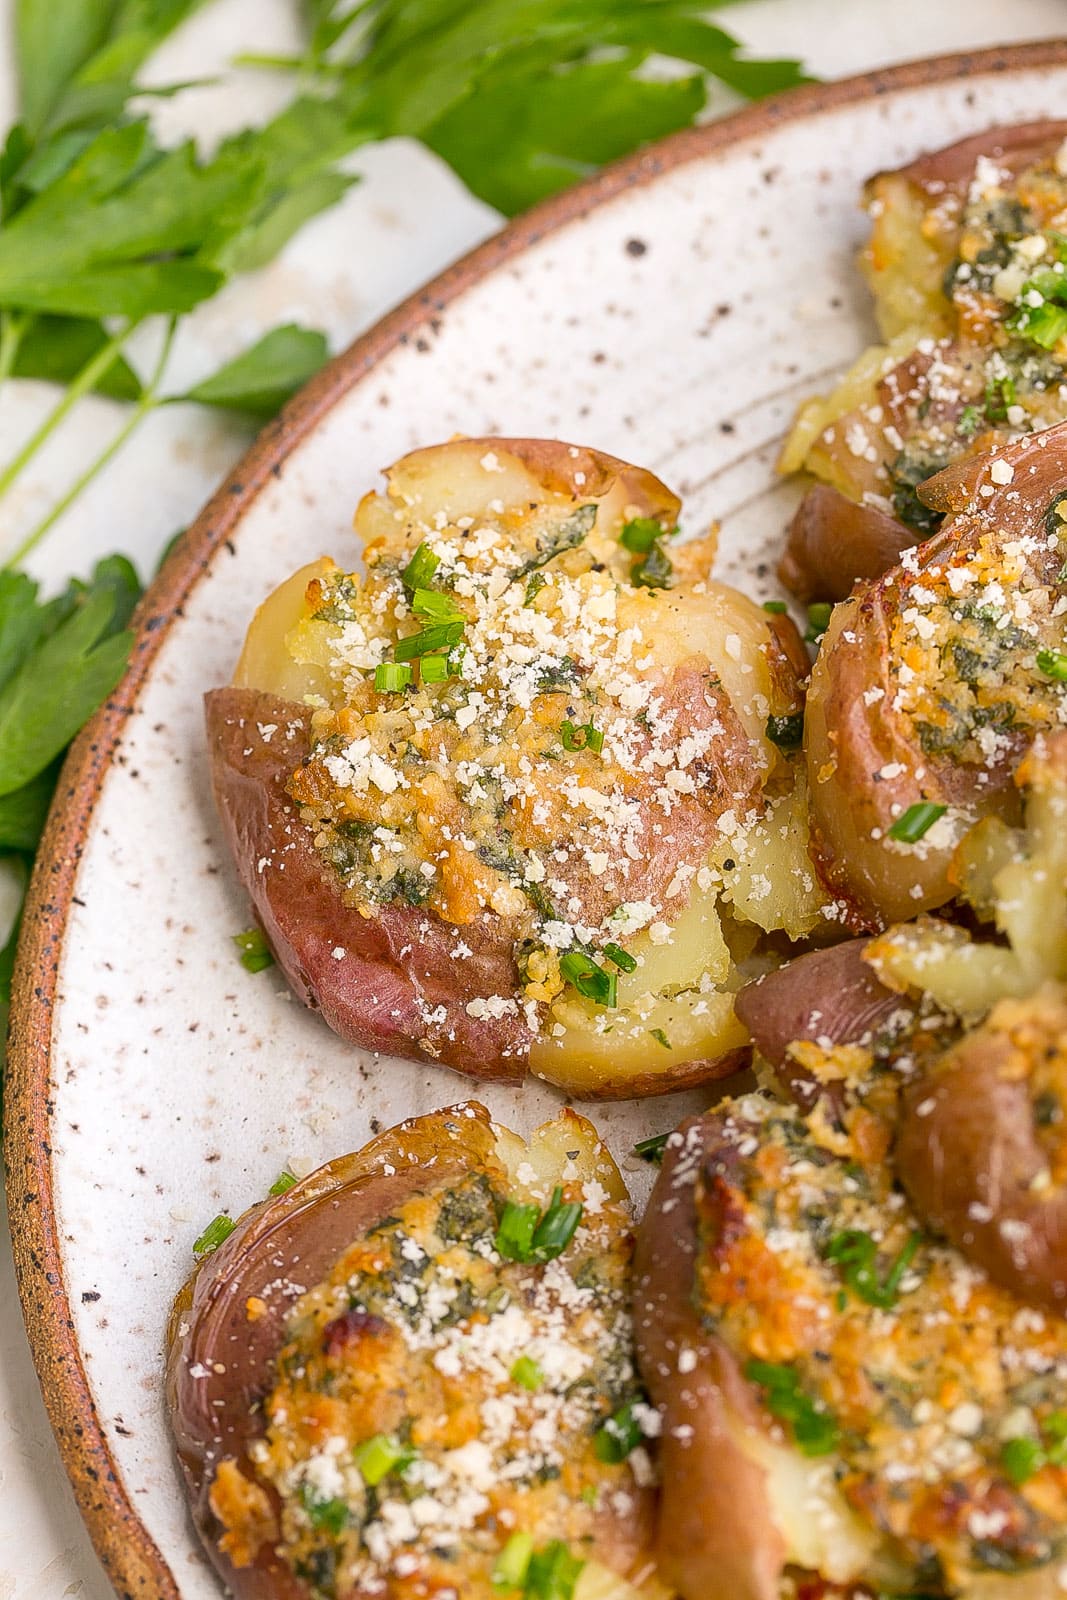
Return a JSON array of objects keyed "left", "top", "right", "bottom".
[
  {"left": 805, "top": 424, "right": 1067, "bottom": 931},
  {"left": 633, "top": 1115, "right": 789, "bottom": 1600},
  {"left": 873, "top": 120, "right": 1067, "bottom": 199},
  {"left": 780, "top": 485, "right": 919, "bottom": 604},
  {"left": 206, "top": 685, "right": 533, "bottom": 1082}
]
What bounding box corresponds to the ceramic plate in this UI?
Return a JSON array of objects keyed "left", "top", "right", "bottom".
[{"left": 10, "top": 41, "right": 1067, "bottom": 1600}]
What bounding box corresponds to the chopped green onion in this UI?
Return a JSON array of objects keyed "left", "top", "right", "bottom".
[
  {"left": 594, "top": 1402, "right": 643, "bottom": 1462},
  {"left": 804, "top": 601, "right": 833, "bottom": 644},
  {"left": 632, "top": 540, "right": 672, "bottom": 590},
  {"left": 395, "top": 619, "right": 465, "bottom": 660},
  {"left": 762, "top": 599, "right": 788, "bottom": 614},
  {"left": 419, "top": 652, "right": 455, "bottom": 684},
  {"left": 633, "top": 1131, "right": 670, "bottom": 1164},
  {"left": 1012, "top": 299, "right": 1067, "bottom": 350},
  {"left": 401, "top": 542, "right": 440, "bottom": 590},
  {"left": 560, "top": 719, "right": 604, "bottom": 754},
  {"left": 825, "top": 1228, "right": 921, "bottom": 1308},
  {"left": 650, "top": 1027, "right": 672, "bottom": 1050},
  {"left": 496, "top": 1186, "right": 583, "bottom": 1264},
  {"left": 887, "top": 802, "right": 947, "bottom": 843},
  {"left": 268, "top": 1169, "right": 297, "bottom": 1196},
  {"left": 374, "top": 661, "right": 413, "bottom": 692},
  {"left": 957, "top": 404, "right": 982, "bottom": 438},
  {"left": 511, "top": 1355, "right": 544, "bottom": 1391},
  {"left": 299, "top": 1487, "right": 349, "bottom": 1535},
  {"left": 493, "top": 1532, "right": 534, "bottom": 1590},
  {"left": 411, "top": 586, "right": 464, "bottom": 623},
  {"left": 1001, "top": 1436, "right": 1045, "bottom": 1486},
  {"left": 193, "top": 1213, "right": 236, "bottom": 1256},
  {"left": 233, "top": 926, "right": 274, "bottom": 973},
  {"left": 559, "top": 949, "right": 617, "bottom": 1007},
  {"left": 353, "top": 1433, "right": 414, "bottom": 1485},
  {"left": 985, "top": 375, "right": 1016, "bottom": 421},
  {"left": 602, "top": 941, "right": 636, "bottom": 973},
  {"left": 619, "top": 516, "right": 663, "bottom": 554},
  {"left": 766, "top": 713, "right": 803, "bottom": 749},
  {"left": 525, "top": 1540, "right": 584, "bottom": 1600},
  {"left": 1037, "top": 648, "right": 1067, "bottom": 682},
  {"left": 745, "top": 1359, "right": 838, "bottom": 1456}
]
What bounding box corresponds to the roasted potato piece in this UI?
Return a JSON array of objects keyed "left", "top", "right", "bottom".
[
  {"left": 169, "top": 1103, "right": 669, "bottom": 1600},
  {"left": 805, "top": 424, "right": 1067, "bottom": 929},
  {"left": 210, "top": 437, "right": 819, "bottom": 1094},
  {"left": 779, "top": 122, "right": 1067, "bottom": 600},
  {"left": 636, "top": 1100, "right": 1067, "bottom": 1599}
]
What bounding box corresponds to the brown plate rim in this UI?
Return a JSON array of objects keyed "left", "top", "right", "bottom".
[{"left": 8, "top": 38, "right": 1067, "bottom": 1600}]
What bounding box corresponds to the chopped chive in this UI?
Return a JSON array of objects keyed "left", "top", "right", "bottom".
[
  {"left": 419, "top": 652, "right": 454, "bottom": 684},
  {"left": 395, "top": 619, "right": 465, "bottom": 660},
  {"left": 233, "top": 926, "right": 274, "bottom": 973},
  {"left": 804, "top": 601, "right": 833, "bottom": 644},
  {"left": 374, "top": 660, "right": 413, "bottom": 692},
  {"left": 887, "top": 802, "right": 947, "bottom": 843},
  {"left": 766, "top": 713, "right": 803, "bottom": 749},
  {"left": 401, "top": 542, "right": 439, "bottom": 590},
  {"left": 560, "top": 719, "right": 603, "bottom": 754},
  {"left": 650, "top": 1027, "right": 672, "bottom": 1050},
  {"left": 594, "top": 1402, "right": 643, "bottom": 1463},
  {"left": 762, "top": 599, "right": 788, "bottom": 614},
  {"left": 633, "top": 1131, "right": 669, "bottom": 1164},
  {"left": 411, "top": 586, "right": 464, "bottom": 623},
  {"left": 524, "top": 1540, "right": 584, "bottom": 1600},
  {"left": 745, "top": 1359, "right": 838, "bottom": 1456},
  {"left": 511, "top": 1355, "right": 544, "bottom": 1391},
  {"left": 825, "top": 1228, "right": 921, "bottom": 1308},
  {"left": 1001, "top": 1436, "right": 1044, "bottom": 1486},
  {"left": 495, "top": 1200, "right": 540, "bottom": 1262},
  {"left": 495, "top": 1187, "right": 583, "bottom": 1264},
  {"left": 493, "top": 1531, "right": 534, "bottom": 1590},
  {"left": 1012, "top": 300, "right": 1067, "bottom": 350},
  {"left": 268, "top": 1169, "right": 297, "bottom": 1196},
  {"left": 957, "top": 404, "right": 982, "bottom": 438},
  {"left": 559, "top": 949, "right": 617, "bottom": 1007},
  {"left": 602, "top": 941, "right": 636, "bottom": 973},
  {"left": 985, "top": 375, "right": 1016, "bottom": 421},
  {"left": 193, "top": 1213, "right": 236, "bottom": 1256},
  {"left": 619, "top": 516, "right": 662, "bottom": 554},
  {"left": 1037, "top": 647, "right": 1067, "bottom": 682},
  {"left": 353, "top": 1433, "right": 414, "bottom": 1485}
]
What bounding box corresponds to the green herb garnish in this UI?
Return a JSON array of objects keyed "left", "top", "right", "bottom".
[
  {"left": 985, "top": 375, "right": 1017, "bottom": 421},
  {"left": 887, "top": 802, "right": 947, "bottom": 844},
  {"left": 762, "top": 599, "right": 788, "bottom": 614},
  {"left": 559, "top": 948, "right": 617, "bottom": 1007},
  {"left": 594, "top": 1402, "right": 643, "bottom": 1462},
  {"left": 631, "top": 540, "right": 673, "bottom": 590},
  {"left": 766, "top": 713, "right": 803, "bottom": 749},
  {"left": 745, "top": 1360, "right": 838, "bottom": 1456},
  {"left": 511, "top": 1355, "right": 544, "bottom": 1391},
  {"left": 1037, "top": 648, "right": 1067, "bottom": 682},
  {"left": 411, "top": 586, "right": 464, "bottom": 623},
  {"left": 193, "top": 1213, "right": 236, "bottom": 1257},
  {"left": 1001, "top": 1436, "right": 1045, "bottom": 1486},
  {"left": 524, "top": 572, "right": 548, "bottom": 607},
  {"left": 650, "top": 1027, "right": 672, "bottom": 1050},
  {"left": 619, "top": 517, "right": 663, "bottom": 554},
  {"left": 633, "top": 1131, "right": 670, "bottom": 1164},
  {"left": 268, "top": 1169, "right": 297, "bottom": 1196},
  {"left": 493, "top": 1531, "right": 534, "bottom": 1590},
  {"left": 374, "top": 661, "right": 413, "bottom": 693},
  {"left": 299, "top": 1487, "right": 349, "bottom": 1535},
  {"left": 560, "top": 719, "right": 604, "bottom": 754},
  {"left": 233, "top": 926, "right": 274, "bottom": 973},
  {"left": 524, "top": 1540, "right": 584, "bottom": 1600},
  {"left": 353, "top": 1433, "right": 415, "bottom": 1485},
  {"left": 804, "top": 601, "right": 833, "bottom": 644},
  {"left": 957, "top": 404, "right": 982, "bottom": 437},
  {"left": 495, "top": 1186, "right": 583, "bottom": 1264},
  {"left": 602, "top": 941, "right": 636, "bottom": 973},
  {"left": 395, "top": 619, "right": 466, "bottom": 661},
  {"left": 419, "top": 652, "right": 455, "bottom": 684},
  {"left": 402, "top": 543, "right": 440, "bottom": 591},
  {"left": 825, "top": 1228, "right": 921, "bottom": 1308}
]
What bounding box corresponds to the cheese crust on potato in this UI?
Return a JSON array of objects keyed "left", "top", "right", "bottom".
[
  {"left": 168, "top": 1104, "right": 669, "bottom": 1600},
  {"left": 779, "top": 121, "right": 1067, "bottom": 601},
  {"left": 208, "top": 437, "right": 823, "bottom": 1094}
]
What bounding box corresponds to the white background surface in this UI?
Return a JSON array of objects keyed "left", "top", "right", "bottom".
[{"left": 0, "top": 2, "right": 1065, "bottom": 1595}]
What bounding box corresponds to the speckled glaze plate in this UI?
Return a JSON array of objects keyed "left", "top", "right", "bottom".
[{"left": 10, "top": 42, "right": 1067, "bottom": 1600}]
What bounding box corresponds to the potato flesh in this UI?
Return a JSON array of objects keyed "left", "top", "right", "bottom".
[{"left": 859, "top": 174, "right": 955, "bottom": 342}]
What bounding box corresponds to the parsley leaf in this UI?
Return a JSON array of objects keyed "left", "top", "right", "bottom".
[
  {"left": 177, "top": 325, "right": 330, "bottom": 419},
  {"left": 12, "top": 314, "right": 142, "bottom": 399}
]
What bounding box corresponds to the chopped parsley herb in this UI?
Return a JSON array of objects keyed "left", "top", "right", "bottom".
[
  {"left": 1037, "top": 648, "right": 1067, "bottom": 682},
  {"left": 411, "top": 586, "right": 464, "bottom": 623},
  {"left": 620, "top": 515, "right": 676, "bottom": 589},
  {"left": 745, "top": 1360, "right": 838, "bottom": 1455},
  {"left": 889, "top": 446, "right": 949, "bottom": 537},
  {"left": 511, "top": 503, "right": 597, "bottom": 579},
  {"left": 633, "top": 1131, "right": 669, "bottom": 1164},
  {"left": 762, "top": 599, "right": 788, "bottom": 614},
  {"left": 602, "top": 941, "right": 636, "bottom": 973},
  {"left": 985, "top": 374, "right": 1017, "bottom": 421},
  {"left": 594, "top": 1402, "right": 643, "bottom": 1462},
  {"left": 395, "top": 618, "right": 465, "bottom": 660},
  {"left": 766, "top": 713, "right": 803, "bottom": 749},
  {"left": 1001, "top": 1436, "right": 1045, "bottom": 1485},
  {"left": 1045, "top": 491, "right": 1067, "bottom": 540},
  {"left": 374, "top": 661, "right": 413, "bottom": 692},
  {"left": 524, "top": 1540, "right": 584, "bottom": 1600},
  {"left": 192, "top": 1213, "right": 236, "bottom": 1256},
  {"left": 401, "top": 542, "right": 440, "bottom": 591},
  {"left": 353, "top": 1433, "right": 415, "bottom": 1485},
  {"left": 825, "top": 1228, "right": 921, "bottom": 1308},
  {"left": 268, "top": 1168, "right": 297, "bottom": 1196},
  {"left": 559, "top": 948, "right": 617, "bottom": 1007},
  {"left": 887, "top": 802, "right": 947, "bottom": 843},
  {"left": 495, "top": 1186, "right": 583, "bottom": 1265},
  {"left": 511, "top": 1355, "right": 544, "bottom": 1391},
  {"left": 1009, "top": 266, "right": 1067, "bottom": 350},
  {"left": 493, "top": 1532, "right": 534, "bottom": 1589},
  {"left": 419, "top": 652, "right": 456, "bottom": 684},
  {"left": 560, "top": 719, "right": 604, "bottom": 754},
  {"left": 958, "top": 404, "right": 982, "bottom": 437},
  {"left": 631, "top": 539, "right": 673, "bottom": 590},
  {"left": 524, "top": 571, "right": 548, "bottom": 607},
  {"left": 804, "top": 601, "right": 833, "bottom": 644},
  {"left": 232, "top": 926, "right": 274, "bottom": 973},
  {"left": 650, "top": 1027, "right": 672, "bottom": 1050},
  {"left": 299, "top": 1486, "right": 349, "bottom": 1535},
  {"left": 618, "top": 516, "right": 663, "bottom": 554}
]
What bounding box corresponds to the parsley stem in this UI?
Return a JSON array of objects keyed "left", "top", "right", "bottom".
[
  {"left": 0, "top": 312, "right": 29, "bottom": 390},
  {"left": 0, "top": 317, "right": 140, "bottom": 507},
  {"left": 5, "top": 318, "right": 173, "bottom": 569}
]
